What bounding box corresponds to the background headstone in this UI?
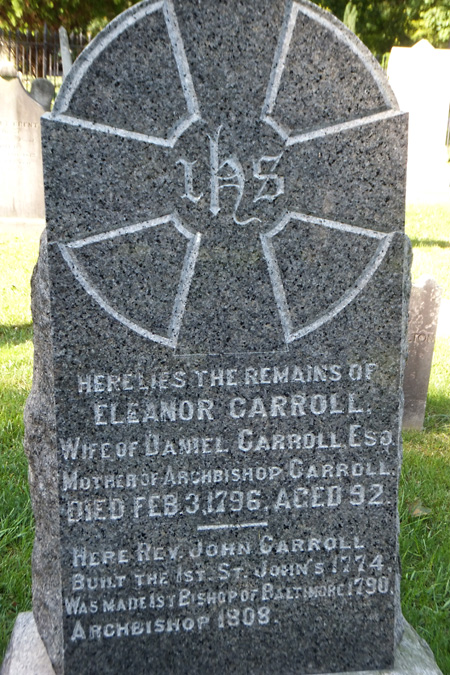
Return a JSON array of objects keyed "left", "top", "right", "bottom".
[
  {"left": 25, "top": 1, "right": 414, "bottom": 673},
  {"left": 30, "top": 79, "right": 55, "bottom": 112},
  {"left": 0, "top": 65, "right": 46, "bottom": 219},
  {"left": 0, "top": 613, "right": 55, "bottom": 675},
  {"left": 0, "top": 59, "right": 18, "bottom": 79},
  {"left": 59, "top": 27, "right": 73, "bottom": 80},
  {"left": 403, "top": 277, "right": 441, "bottom": 430},
  {"left": 387, "top": 40, "right": 450, "bottom": 201}
]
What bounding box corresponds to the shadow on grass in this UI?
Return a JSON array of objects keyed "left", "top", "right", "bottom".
[
  {"left": 0, "top": 324, "right": 33, "bottom": 347},
  {"left": 408, "top": 238, "right": 450, "bottom": 249}
]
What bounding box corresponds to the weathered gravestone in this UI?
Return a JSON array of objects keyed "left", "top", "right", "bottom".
[
  {"left": 58, "top": 28, "right": 73, "bottom": 80},
  {"left": 403, "top": 277, "right": 441, "bottom": 430},
  {"left": 30, "top": 79, "right": 56, "bottom": 113},
  {"left": 27, "top": 0, "right": 418, "bottom": 673},
  {"left": 0, "top": 63, "right": 46, "bottom": 219}
]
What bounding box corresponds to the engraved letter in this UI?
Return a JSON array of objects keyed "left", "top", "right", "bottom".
[
  {"left": 209, "top": 126, "right": 259, "bottom": 225},
  {"left": 177, "top": 159, "right": 203, "bottom": 203},
  {"left": 253, "top": 155, "right": 284, "bottom": 202}
]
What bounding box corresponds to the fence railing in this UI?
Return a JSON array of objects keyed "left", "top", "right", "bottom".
[{"left": 0, "top": 26, "right": 90, "bottom": 90}]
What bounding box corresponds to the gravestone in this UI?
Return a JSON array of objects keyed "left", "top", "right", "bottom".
[
  {"left": 30, "top": 79, "right": 55, "bottom": 112},
  {"left": 59, "top": 27, "right": 73, "bottom": 80},
  {"left": 26, "top": 1, "right": 416, "bottom": 673},
  {"left": 0, "top": 613, "right": 54, "bottom": 675},
  {"left": 403, "top": 277, "right": 441, "bottom": 430},
  {"left": 0, "top": 64, "right": 46, "bottom": 219},
  {"left": 387, "top": 41, "right": 450, "bottom": 200}
]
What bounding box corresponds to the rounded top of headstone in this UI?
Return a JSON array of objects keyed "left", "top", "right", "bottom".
[
  {"left": 43, "top": 0, "right": 407, "bottom": 354},
  {"left": 52, "top": 0, "right": 399, "bottom": 134},
  {"left": 0, "top": 59, "right": 18, "bottom": 79},
  {"left": 30, "top": 78, "right": 56, "bottom": 112}
]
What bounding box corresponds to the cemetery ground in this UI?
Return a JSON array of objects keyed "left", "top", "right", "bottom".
[{"left": 0, "top": 205, "right": 449, "bottom": 673}]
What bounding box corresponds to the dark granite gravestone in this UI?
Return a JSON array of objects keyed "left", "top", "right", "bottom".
[
  {"left": 31, "top": 1, "right": 412, "bottom": 673},
  {"left": 403, "top": 277, "right": 441, "bottom": 430}
]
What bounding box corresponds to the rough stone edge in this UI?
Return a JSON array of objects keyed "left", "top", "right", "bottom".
[
  {"left": 1, "top": 613, "right": 442, "bottom": 675},
  {"left": 393, "top": 234, "right": 413, "bottom": 647},
  {"left": 23, "top": 231, "right": 63, "bottom": 675}
]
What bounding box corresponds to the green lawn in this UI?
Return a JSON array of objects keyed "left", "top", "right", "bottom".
[
  {"left": 0, "top": 204, "right": 449, "bottom": 671},
  {"left": 400, "top": 203, "right": 450, "bottom": 673},
  {"left": 0, "top": 232, "right": 36, "bottom": 660}
]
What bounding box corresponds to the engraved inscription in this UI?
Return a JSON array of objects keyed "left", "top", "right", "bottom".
[
  {"left": 176, "top": 127, "right": 285, "bottom": 222},
  {"left": 176, "top": 159, "right": 203, "bottom": 203},
  {"left": 42, "top": 0, "right": 407, "bottom": 670},
  {"left": 253, "top": 155, "right": 285, "bottom": 203},
  {"left": 57, "top": 357, "right": 398, "bottom": 651}
]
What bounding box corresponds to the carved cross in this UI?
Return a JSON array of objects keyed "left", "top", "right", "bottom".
[{"left": 46, "top": 0, "right": 403, "bottom": 353}]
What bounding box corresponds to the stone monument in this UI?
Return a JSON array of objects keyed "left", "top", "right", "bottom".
[
  {"left": 403, "top": 277, "right": 441, "bottom": 430},
  {"left": 0, "top": 62, "right": 46, "bottom": 220},
  {"left": 387, "top": 40, "right": 450, "bottom": 201},
  {"left": 7, "top": 1, "right": 442, "bottom": 674},
  {"left": 30, "top": 79, "right": 55, "bottom": 113},
  {"left": 59, "top": 28, "right": 73, "bottom": 80}
]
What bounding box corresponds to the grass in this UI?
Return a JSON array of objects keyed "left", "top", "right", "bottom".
[
  {"left": 406, "top": 203, "right": 450, "bottom": 297},
  {"left": 399, "top": 202, "right": 450, "bottom": 674},
  {"left": 0, "top": 204, "right": 449, "bottom": 671},
  {"left": 400, "top": 430, "right": 450, "bottom": 670},
  {"left": 0, "top": 231, "right": 37, "bottom": 659}
]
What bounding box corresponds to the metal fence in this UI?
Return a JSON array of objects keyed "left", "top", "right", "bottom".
[{"left": 0, "top": 26, "right": 90, "bottom": 90}]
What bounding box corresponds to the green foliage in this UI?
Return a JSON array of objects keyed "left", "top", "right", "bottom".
[
  {"left": 0, "top": 0, "right": 133, "bottom": 32},
  {"left": 317, "top": 0, "right": 349, "bottom": 18},
  {"left": 409, "top": 2, "right": 450, "bottom": 47},
  {"left": 316, "top": 1, "right": 409, "bottom": 55},
  {"left": 2, "top": 0, "right": 450, "bottom": 54},
  {"left": 343, "top": 2, "right": 358, "bottom": 33},
  {"left": 316, "top": 0, "right": 450, "bottom": 54}
]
